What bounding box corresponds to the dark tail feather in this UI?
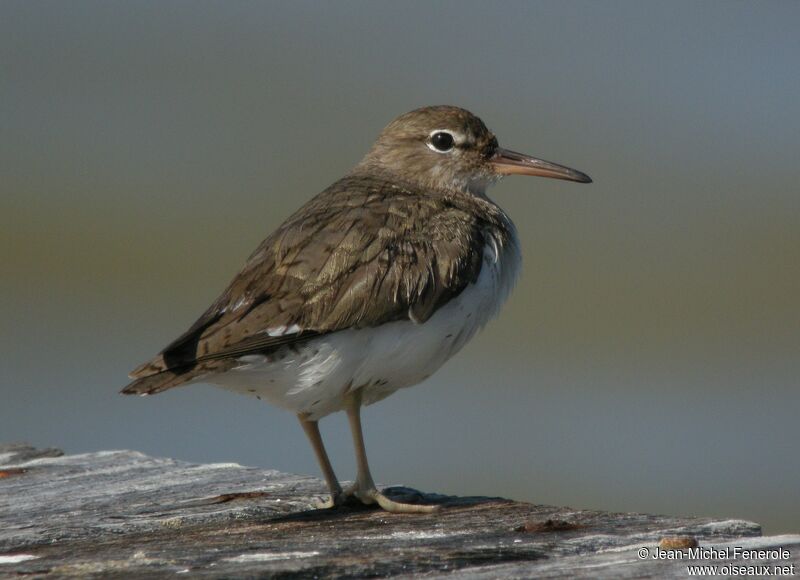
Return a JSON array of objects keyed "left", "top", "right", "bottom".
[{"left": 121, "top": 370, "right": 193, "bottom": 396}]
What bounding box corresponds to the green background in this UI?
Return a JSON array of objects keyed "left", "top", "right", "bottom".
[{"left": 2, "top": 1, "right": 798, "bottom": 533}]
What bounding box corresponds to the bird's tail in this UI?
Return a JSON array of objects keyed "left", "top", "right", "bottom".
[{"left": 121, "top": 369, "right": 194, "bottom": 396}]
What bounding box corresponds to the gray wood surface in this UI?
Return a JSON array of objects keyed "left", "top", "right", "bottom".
[{"left": 1, "top": 443, "right": 797, "bottom": 578}]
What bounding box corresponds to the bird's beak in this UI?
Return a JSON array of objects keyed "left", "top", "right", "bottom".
[{"left": 491, "top": 148, "right": 592, "bottom": 183}]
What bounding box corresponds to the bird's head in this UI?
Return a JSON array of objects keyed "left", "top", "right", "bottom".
[{"left": 358, "top": 105, "right": 591, "bottom": 195}]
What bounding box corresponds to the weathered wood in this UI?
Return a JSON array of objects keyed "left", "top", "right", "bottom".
[{"left": 1, "top": 444, "right": 797, "bottom": 578}]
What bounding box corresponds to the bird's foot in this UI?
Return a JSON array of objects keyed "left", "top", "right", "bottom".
[
  {"left": 313, "top": 483, "right": 358, "bottom": 509},
  {"left": 316, "top": 484, "right": 439, "bottom": 513},
  {"left": 362, "top": 488, "right": 441, "bottom": 514}
]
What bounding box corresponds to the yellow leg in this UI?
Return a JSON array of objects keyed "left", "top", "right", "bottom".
[
  {"left": 344, "top": 389, "right": 439, "bottom": 514},
  {"left": 298, "top": 415, "right": 343, "bottom": 507}
]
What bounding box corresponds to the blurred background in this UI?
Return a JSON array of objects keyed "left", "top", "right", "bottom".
[{"left": 2, "top": 1, "right": 798, "bottom": 533}]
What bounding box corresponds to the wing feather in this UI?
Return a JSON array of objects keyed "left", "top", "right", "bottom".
[{"left": 123, "top": 173, "right": 506, "bottom": 395}]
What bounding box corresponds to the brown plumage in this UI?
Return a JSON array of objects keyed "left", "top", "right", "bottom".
[
  {"left": 121, "top": 105, "right": 590, "bottom": 514},
  {"left": 124, "top": 106, "right": 515, "bottom": 396},
  {"left": 123, "top": 172, "right": 511, "bottom": 395}
]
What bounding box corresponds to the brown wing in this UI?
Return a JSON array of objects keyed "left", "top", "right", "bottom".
[{"left": 122, "top": 174, "right": 493, "bottom": 395}]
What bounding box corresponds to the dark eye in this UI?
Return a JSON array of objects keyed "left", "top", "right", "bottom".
[{"left": 429, "top": 131, "right": 455, "bottom": 152}]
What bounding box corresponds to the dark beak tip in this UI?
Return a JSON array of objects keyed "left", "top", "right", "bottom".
[{"left": 492, "top": 147, "right": 592, "bottom": 184}]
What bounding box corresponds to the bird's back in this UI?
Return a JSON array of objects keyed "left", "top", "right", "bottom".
[{"left": 123, "top": 171, "right": 518, "bottom": 398}]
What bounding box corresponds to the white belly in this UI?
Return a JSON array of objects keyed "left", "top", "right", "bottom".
[{"left": 209, "top": 232, "right": 521, "bottom": 420}]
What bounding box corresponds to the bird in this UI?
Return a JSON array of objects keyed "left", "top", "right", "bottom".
[{"left": 122, "top": 105, "right": 591, "bottom": 513}]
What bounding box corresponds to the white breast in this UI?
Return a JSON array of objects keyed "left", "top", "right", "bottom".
[{"left": 210, "top": 227, "right": 521, "bottom": 420}]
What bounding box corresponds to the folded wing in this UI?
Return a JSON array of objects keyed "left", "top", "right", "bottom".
[{"left": 122, "top": 175, "right": 490, "bottom": 395}]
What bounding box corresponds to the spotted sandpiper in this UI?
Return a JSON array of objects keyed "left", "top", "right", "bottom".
[{"left": 123, "top": 106, "right": 591, "bottom": 513}]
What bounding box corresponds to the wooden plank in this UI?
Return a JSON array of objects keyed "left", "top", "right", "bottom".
[{"left": 1, "top": 444, "right": 797, "bottom": 578}]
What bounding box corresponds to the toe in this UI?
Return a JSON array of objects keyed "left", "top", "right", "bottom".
[{"left": 369, "top": 490, "right": 441, "bottom": 514}]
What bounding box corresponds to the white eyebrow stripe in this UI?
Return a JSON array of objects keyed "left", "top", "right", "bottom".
[{"left": 428, "top": 129, "right": 465, "bottom": 143}]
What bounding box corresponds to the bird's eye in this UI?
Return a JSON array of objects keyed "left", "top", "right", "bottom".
[{"left": 428, "top": 131, "right": 455, "bottom": 152}]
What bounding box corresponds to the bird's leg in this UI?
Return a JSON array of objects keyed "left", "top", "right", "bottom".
[
  {"left": 298, "top": 414, "right": 347, "bottom": 508},
  {"left": 344, "top": 389, "right": 439, "bottom": 514}
]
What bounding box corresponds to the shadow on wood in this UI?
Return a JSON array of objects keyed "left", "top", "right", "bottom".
[{"left": 1, "top": 444, "right": 797, "bottom": 578}]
